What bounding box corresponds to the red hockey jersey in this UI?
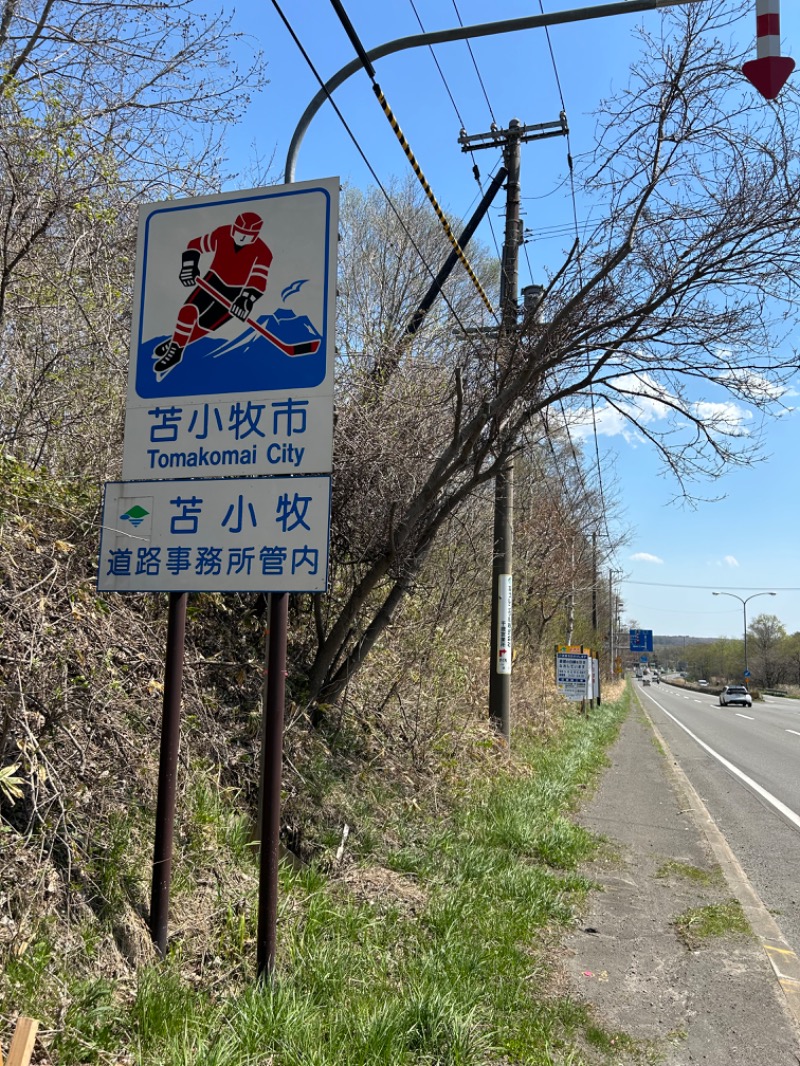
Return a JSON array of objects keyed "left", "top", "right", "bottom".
[{"left": 187, "top": 226, "right": 273, "bottom": 293}]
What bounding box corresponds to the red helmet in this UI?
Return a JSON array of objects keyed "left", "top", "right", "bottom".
[{"left": 233, "top": 211, "right": 263, "bottom": 237}]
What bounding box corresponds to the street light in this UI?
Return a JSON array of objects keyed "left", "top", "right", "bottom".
[{"left": 711, "top": 591, "right": 777, "bottom": 685}]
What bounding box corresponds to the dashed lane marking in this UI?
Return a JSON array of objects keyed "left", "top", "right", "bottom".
[{"left": 644, "top": 696, "right": 800, "bottom": 832}]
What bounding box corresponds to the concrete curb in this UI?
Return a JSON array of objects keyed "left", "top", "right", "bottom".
[{"left": 638, "top": 695, "right": 800, "bottom": 1037}]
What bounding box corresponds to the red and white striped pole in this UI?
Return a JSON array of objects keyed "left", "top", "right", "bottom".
[{"left": 742, "top": 0, "right": 795, "bottom": 100}]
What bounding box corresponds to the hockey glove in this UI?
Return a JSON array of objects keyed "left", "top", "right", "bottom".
[
  {"left": 179, "top": 250, "right": 201, "bottom": 287},
  {"left": 232, "top": 287, "right": 260, "bottom": 321}
]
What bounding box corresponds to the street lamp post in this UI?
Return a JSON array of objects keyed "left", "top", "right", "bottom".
[{"left": 711, "top": 591, "right": 777, "bottom": 685}]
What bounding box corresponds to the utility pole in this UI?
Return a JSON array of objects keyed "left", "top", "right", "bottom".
[
  {"left": 459, "top": 116, "right": 567, "bottom": 743},
  {"left": 608, "top": 571, "right": 615, "bottom": 676},
  {"left": 591, "top": 532, "right": 598, "bottom": 633}
]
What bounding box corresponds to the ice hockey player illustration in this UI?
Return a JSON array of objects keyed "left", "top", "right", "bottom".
[{"left": 153, "top": 211, "right": 273, "bottom": 377}]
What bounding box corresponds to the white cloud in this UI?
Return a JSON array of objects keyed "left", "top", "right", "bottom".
[
  {"left": 715, "top": 368, "right": 793, "bottom": 404},
  {"left": 724, "top": 555, "right": 739, "bottom": 568},
  {"left": 630, "top": 552, "right": 664, "bottom": 564},
  {"left": 691, "top": 401, "right": 752, "bottom": 437},
  {"left": 566, "top": 373, "right": 677, "bottom": 444}
]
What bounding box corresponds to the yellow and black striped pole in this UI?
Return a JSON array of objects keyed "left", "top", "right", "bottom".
[{"left": 372, "top": 83, "right": 496, "bottom": 319}]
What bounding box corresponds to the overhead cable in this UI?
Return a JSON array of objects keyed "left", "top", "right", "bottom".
[
  {"left": 327, "top": 0, "right": 497, "bottom": 319},
  {"left": 269, "top": 0, "right": 486, "bottom": 348},
  {"left": 404, "top": 0, "right": 502, "bottom": 260}
]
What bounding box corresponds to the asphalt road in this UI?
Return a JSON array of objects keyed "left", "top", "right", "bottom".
[{"left": 636, "top": 679, "right": 800, "bottom": 957}]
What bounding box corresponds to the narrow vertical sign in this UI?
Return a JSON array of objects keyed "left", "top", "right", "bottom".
[{"left": 497, "top": 574, "right": 512, "bottom": 674}]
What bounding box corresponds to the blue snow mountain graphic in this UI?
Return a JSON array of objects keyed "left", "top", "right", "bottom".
[{"left": 136, "top": 309, "right": 324, "bottom": 398}]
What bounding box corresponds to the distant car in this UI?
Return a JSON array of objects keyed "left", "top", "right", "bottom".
[
  {"left": 642, "top": 677, "right": 651, "bottom": 686},
  {"left": 719, "top": 685, "right": 752, "bottom": 708},
  {"left": 697, "top": 679, "right": 708, "bottom": 686}
]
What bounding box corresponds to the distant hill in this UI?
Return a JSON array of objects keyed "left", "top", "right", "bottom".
[{"left": 654, "top": 635, "right": 716, "bottom": 646}]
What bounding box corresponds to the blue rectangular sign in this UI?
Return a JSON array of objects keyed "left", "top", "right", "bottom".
[{"left": 629, "top": 629, "right": 654, "bottom": 652}]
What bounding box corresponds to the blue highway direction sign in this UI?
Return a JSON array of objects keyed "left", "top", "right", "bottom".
[{"left": 629, "top": 629, "right": 654, "bottom": 653}]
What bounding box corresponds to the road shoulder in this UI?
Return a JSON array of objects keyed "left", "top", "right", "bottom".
[{"left": 559, "top": 697, "right": 800, "bottom": 1063}]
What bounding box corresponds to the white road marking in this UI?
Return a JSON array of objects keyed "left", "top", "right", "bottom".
[
  {"left": 736, "top": 714, "right": 754, "bottom": 720},
  {"left": 786, "top": 730, "right": 800, "bottom": 738},
  {"left": 645, "top": 693, "right": 800, "bottom": 832}
]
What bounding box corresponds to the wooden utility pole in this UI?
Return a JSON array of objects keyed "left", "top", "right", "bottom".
[{"left": 459, "top": 116, "right": 567, "bottom": 744}]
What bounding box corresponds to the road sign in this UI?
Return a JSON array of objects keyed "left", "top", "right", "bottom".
[
  {"left": 629, "top": 629, "right": 653, "bottom": 653},
  {"left": 496, "top": 575, "right": 513, "bottom": 675},
  {"left": 742, "top": 0, "right": 795, "bottom": 100},
  {"left": 98, "top": 476, "right": 331, "bottom": 593},
  {"left": 744, "top": 669, "right": 752, "bottom": 678},
  {"left": 122, "top": 179, "right": 339, "bottom": 480},
  {"left": 556, "top": 651, "right": 590, "bottom": 702}
]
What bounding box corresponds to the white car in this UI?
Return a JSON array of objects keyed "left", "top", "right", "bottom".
[{"left": 719, "top": 685, "right": 753, "bottom": 708}]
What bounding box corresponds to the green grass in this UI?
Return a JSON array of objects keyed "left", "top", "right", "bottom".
[
  {"left": 656, "top": 860, "right": 723, "bottom": 887},
  {"left": 2, "top": 692, "right": 633, "bottom": 1064},
  {"left": 674, "top": 900, "right": 752, "bottom": 948}
]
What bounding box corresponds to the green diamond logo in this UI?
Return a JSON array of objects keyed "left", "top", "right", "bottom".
[{"left": 120, "top": 504, "right": 150, "bottom": 528}]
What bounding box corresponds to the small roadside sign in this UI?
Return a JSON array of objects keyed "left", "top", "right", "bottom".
[
  {"left": 98, "top": 476, "right": 331, "bottom": 593},
  {"left": 496, "top": 575, "right": 512, "bottom": 675},
  {"left": 556, "top": 651, "right": 590, "bottom": 702}
]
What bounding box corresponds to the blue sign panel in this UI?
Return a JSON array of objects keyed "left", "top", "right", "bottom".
[{"left": 629, "top": 629, "right": 654, "bottom": 652}]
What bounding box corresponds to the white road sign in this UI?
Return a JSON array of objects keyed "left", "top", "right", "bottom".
[
  {"left": 122, "top": 179, "right": 338, "bottom": 481},
  {"left": 556, "top": 652, "right": 590, "bottom": 702},
  {"left": 496, "top": 574, "right": 513, "bottom": 674},
  {"left": 98, "top": 477, "right": 331, "bottom": 593}
]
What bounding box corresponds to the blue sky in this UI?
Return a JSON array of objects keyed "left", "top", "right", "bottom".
[{"left": 210, "top": 0, "right": 800, "bottom": 639}]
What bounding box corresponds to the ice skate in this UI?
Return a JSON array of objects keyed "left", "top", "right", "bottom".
[{"left": 153, "top": 340, "right": 184, "bottom": 380}]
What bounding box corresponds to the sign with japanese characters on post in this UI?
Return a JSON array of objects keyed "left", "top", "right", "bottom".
[
  {"left": 556, "top": 650, "right": 590, "bottom": 702},
  {"left": 121, "top": 178, "right": 338, "bottom": 481},
  {"left": 98, "top": 477, "right": 331, "bottom": 593}
]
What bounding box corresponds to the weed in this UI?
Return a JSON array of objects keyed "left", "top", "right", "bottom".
[
  {"left": 656, "top": 860, "right": 723, "bottom": 886},
  {"left": 674, "top": 900, "right": 752, "bottom": 948}
]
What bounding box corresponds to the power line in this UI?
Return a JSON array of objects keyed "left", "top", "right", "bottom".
[
  {"left": 407, "top": 0, "right": 466, "bottom": 129},
  {"left": 327, "top": 0, "right": 497, "bottom": 318},
  {"left": 531, "top": 1, "right": 608, "bottom": 549},
  {"left": 269, "top": 0, "right": 490, "bottom": 349},
  {"left": 450, "top": 0, "right": 497, "bottom": 126},
  {"left": 402, "top": 0, "right": 502, "bottom": 261},
  {"left": 625, "top": 580, "right": 798, "bottom": 591}
]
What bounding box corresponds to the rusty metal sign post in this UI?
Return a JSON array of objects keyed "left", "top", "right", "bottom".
[{"left": 257, "top": 592, "right": 289, "bottom": 977}]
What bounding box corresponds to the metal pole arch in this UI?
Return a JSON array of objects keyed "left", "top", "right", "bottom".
[{"left": 284, "top": 0, "right": 705, "bottom": 183}]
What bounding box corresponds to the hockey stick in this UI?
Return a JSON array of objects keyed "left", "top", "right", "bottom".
[{"left": 195, "top": 277, "right": 321, "bottom": 357}]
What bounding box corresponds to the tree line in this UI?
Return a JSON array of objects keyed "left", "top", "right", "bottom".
[
  {"left": 1, "top": 1, "right": 799, "bottom": 721},
  {"left": 667, "top": 615, "right": 800, "bottom": 690}
]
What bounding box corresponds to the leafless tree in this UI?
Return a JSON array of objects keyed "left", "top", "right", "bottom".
[
  {"left": 0, "top": 0, "right": 265, "bottom": 476},
  {"left": 304, "top": 1, "right": 800, "bottom": 710}
]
